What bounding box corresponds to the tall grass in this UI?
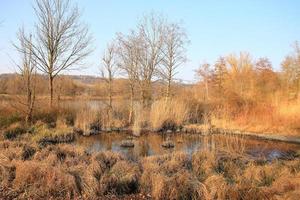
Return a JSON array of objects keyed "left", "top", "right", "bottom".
[
  {"left": 74, "top": 104, "right": 98, "bottom": 133},
  {"left": 150, "top": 99, "right": 189, "bottom": 131},
  {"left": 211, "top": 100, "right": 300, "bottom": 136}
]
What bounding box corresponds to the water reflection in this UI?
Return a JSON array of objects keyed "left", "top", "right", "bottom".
[{"left": 75, "top": 133, "right": 300, "bottom": 161}]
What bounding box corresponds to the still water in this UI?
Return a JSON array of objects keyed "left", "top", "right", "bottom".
[{"left": 75, "top": 133, "right": 300, "bottom": 161}]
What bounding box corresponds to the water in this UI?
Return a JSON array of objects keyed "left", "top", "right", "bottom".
[{"left": 75, "top": 132, "right": 300, "bottom": 161}]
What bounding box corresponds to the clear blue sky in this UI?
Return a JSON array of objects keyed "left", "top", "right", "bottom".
[{"left": 0, "top": 0, "right": 300, "bottom": 81}]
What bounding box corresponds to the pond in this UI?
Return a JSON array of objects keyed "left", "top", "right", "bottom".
[{"left": 75, "top": 132, "right": 300, "bottom": 161}]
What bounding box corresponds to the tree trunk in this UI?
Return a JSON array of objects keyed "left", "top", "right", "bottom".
[
  {"left": 166, "top": 78, "right": 171, "bottom": 99},
  {"left": 108, "top": 79, "right": 113, "bottom": 110},
  {"left": 108, "top": 79, "right": 113, "bottom": 129},
  {"left": 25, "top": 77, "right": 35, "bottom": 126},
  {"left": 25, "top": 89, "right": 32, "bottom": 125},
  {"left": 205, "top": 79, "right": 209, "bottom": 101},
  {"left": 49, "top": 75, "right": 54, "bottom": 107},
  {"left": 128, "top": 84, "right": 134, "bottom": 124}
]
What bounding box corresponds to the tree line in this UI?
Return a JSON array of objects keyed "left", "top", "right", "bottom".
[
  {"left": 7, "top": 0, "right": 300, "bottom": 126},
  {"left": 12, "top": 0, "right": 188, "bottom": 125}
]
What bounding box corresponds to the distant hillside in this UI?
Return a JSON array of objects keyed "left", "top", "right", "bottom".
[{"left": 0, "top": 73, "right": 193, "bottom": 98}]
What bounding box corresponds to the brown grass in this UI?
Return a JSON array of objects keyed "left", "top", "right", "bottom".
[
  {"left": 150, "top": 99, "right": 189, "bottom": 131},
  {"left": 13, "top": 161, "right": 79, "bottom": 199},
  {"left": 0, "top": 140, "right": 300, "bottom": 199},
  {"left": 74, "top": 104, "right": 98, "bottom": 133},
  {"left": 212, "top": 101, "right": 300, "bottom": 136}
]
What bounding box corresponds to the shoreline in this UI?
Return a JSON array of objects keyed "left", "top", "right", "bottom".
[
  {"left": 212, "top": 128, "right": 300, "bottom": 144},
  {"left": 78, "top": 126, "right": 300, "bottom": 145}
]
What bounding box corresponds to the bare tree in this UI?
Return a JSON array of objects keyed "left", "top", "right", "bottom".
[
  {"left": 137, "top": 13, "right": 165, "bottom": 107},
  {"left": 256, "top": 57, "right": 272, "bottom": 71},
  {"left": 213, "top": 56, "right": 227, "bottom": 96},
  {"left": 101, "top": 42, "right": 118, "bottom": 128},
  {"left": 101, "top": 42, "right": 118, "bottom": 111},
  {"left": 197, "top": 62, "right": 212, "bottom": 101},
  {"left": 25, "top": 0, "right": 92, "bottom": 107},
  {"left": 14, "top": 29, "right": 37, "bottom": 125},
  {"left": 117, "top": 32, "right": 140, "bottom": 124},
  {"left": 159, "top": 22, "right": 188, "bottom": 99},
  {"left": 281, "top": 41, "right": 300, "bottom": 99}
]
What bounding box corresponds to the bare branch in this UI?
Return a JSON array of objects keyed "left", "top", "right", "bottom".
[{"left": 28, "top": 0, "right": 93, "bottom": 106}]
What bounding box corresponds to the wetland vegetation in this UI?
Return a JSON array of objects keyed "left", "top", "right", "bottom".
[{"left": 1, "top": 0, "right": 300, "bottom": 199}]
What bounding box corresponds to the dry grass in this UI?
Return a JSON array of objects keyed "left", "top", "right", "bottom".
[
  {"left": 150, "top": 99, "right": 189, "bottom": 131},
  {"left": 140, "top": 152, "right": 210, "bottom": 200},
  {"left": 13, "top": 161, "right": 79, "bottom": 199},
  {"left": 211, "top": 101, "right": 300, "bottom": 136},
  {"left": 98, "top": 160, "right": 140, "bottom": 195},
  {"left": 74, "top": 104, "right": 99, "bottom": 133},
  {"left": 192, "top": 150, "right": 216, "bottom": 181},
  {"left": 151, "top": 171, "right": 209, "bottom": 200},
  {"left": 31, "top": 121, "right": 73, "bottom": 142},
  {"left": 0, "top": 140, "right": 300, "bottom": 199}
]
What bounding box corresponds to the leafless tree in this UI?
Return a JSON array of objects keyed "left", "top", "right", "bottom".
[
  {"left": 159, "top": 22, "right": 188, "bottom": 99},
  {"left": 101, "top": 42, "right": 118, "bottom": 128},
  {"left": 116, "top": 32, "right": 140, "bottom": 124},
  {"left": 25, "top": 0, "right": 92, "bottom": 107},
  {"left": 213, "top": 56, "right": 227, "bottom": 95},
  {"left": 197, "top": 62, "right": 212, "bottom": 101},
  {"left": 281, "top": 41, "right": 300, "bottom": 99},
  {"left": 101, "top": 42, "right": 118, "bottom": 111},
  {"left": 14, "top": 28, "right": 37, "bottom": 125},
  {"left": 137, "top": 13, "right": 165, "bottom": 107},
  {"left": 256, "top": 57, "right": 272, "bottom": 71}
]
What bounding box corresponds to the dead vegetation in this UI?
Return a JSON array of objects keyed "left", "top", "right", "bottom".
[{"left": 0, "top": 141, "right": 299, "bottom": 199}]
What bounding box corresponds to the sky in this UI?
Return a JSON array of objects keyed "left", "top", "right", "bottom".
[{"left": 0, "top": 0, "right": 300, "bottom": 82}]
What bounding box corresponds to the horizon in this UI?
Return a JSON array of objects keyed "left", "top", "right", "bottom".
[{"left": 0, "top": 0, "right": 300, "bottom": 82}]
